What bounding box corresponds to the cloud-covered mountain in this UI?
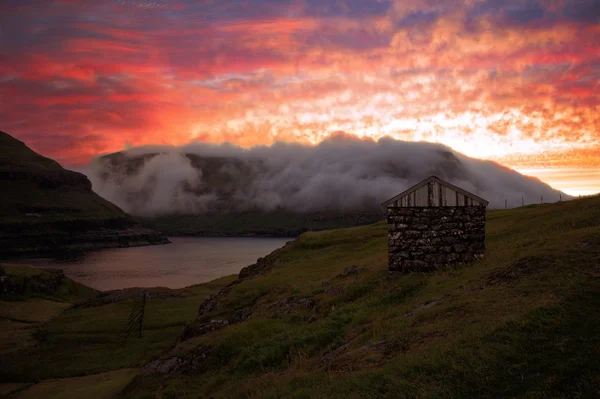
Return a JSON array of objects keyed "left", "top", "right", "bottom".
[{"left": 85, "top": 134, "right": 569, "bottom": 219}]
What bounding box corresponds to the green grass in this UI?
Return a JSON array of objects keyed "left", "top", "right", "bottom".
[
  {"left": 122, "top": 195, "right": 600, "bottom": 398},
  {"left": 0, "top": 266, "right": 97, "bottom": 357},
  {"left": 0, "top": 264, "right": 97, "bottom": 303},
  {"left": 9, "top": 369, "right": 139, "bottom": 399},
  {"left": 1, "top": 196, "right": 599, "bottom": 398},
  {"left": 0, "top": 320, "right": 38, "bottom": 356},
  {"left": 0, "top": 273, "right": 235, "bottom": 384},
  {"left": 0, "top": 299, "right": 71, "bottom": 323}
]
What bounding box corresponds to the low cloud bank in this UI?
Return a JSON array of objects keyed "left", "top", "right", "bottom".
[{"left": 85, "top": 135, "right": 569, "bottom": 216}]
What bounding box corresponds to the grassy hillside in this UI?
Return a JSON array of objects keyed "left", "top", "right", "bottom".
[
  {"left": 0, "top": 265, "right": 235, "bottom": 398},
  {"left": 126, "top": 195, "right": 600, "bottom": 398},
  {"left": 0, "top": 195, "right": 598, "bottom": 398},
  {"left": 0, "top": 132, "right": 124, "bottom": 221},
  {"left": 0, "top": 131, "right": 168, "bottom": 254},
  {"left": 0, "top": 264, "right": 97, "bottom": 358},
  {"left": 0, "top": 133, "right": 64, "bottom": 170}
]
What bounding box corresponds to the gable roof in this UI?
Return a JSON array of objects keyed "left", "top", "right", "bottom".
[{"left": 382, "top": 175, "right": 490, "bottom": 207}]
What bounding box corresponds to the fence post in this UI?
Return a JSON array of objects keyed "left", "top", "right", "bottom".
[
  {"left": 505, "top": 199, "right": 507, "bottom": 209},
  {"left": 139, "top": 291, "right": 146, "bottom": 338},
  {"left": 126, "top": 290, "right": 147, "bottom": 339}
]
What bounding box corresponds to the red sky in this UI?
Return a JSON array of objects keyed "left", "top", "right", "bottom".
[{"left": 1, "top": 0, "right": 599, "bottom": 195}]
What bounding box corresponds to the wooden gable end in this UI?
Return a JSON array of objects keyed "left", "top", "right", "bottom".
[{"left": 382, "top": 176, "right": 489, "bottom": 208}]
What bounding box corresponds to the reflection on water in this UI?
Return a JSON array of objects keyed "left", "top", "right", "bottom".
[{"left": 4, "top": 237, "right": 291, "bottom": 291}]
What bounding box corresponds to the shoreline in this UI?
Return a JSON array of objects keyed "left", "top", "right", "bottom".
[{"left": 1, "top": 236, "right": 297, "bottom": 292}]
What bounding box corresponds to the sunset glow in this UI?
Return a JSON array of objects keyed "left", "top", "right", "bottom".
[{"left": 1, "top": 0, "right": 599, "bottom": 195}]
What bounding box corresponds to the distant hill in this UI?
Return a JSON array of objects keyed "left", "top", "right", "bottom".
[
  {"left": 0, "top": 131, "right": 169, "bottom": 255},
  {"left": 87, "top": 137, "right": 570, "bottom": 236}
]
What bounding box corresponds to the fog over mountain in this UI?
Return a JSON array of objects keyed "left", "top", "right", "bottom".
[{"left": 85, "top": 134, "right": 570, "bottom": 217}]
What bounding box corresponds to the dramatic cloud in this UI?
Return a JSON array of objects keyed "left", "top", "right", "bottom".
[
  {"left": 86, "top": 134, "right": 570, "bottom": 216},
  {"left": 1, "top": 0, "right": 599, "bottom": 194}
]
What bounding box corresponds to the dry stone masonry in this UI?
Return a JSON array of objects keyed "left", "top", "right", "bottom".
[
  {"left": 387, "top": 206, "right": 486, "bottom": 272},
  {"left": 383, "top": 176, "right": 489, "bottom": 272}
]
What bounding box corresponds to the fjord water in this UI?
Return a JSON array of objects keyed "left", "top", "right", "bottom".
[{"left": 8, "top": 237, "right": 291, "bottom": 291}]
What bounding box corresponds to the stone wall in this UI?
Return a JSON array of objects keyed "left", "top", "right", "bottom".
[{"left": 387, "top": 206, "right": 486, "bottom": 272}]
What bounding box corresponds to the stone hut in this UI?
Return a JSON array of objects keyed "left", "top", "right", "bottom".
[{"left": 382, "top": 176, "right": 489, "bottom": 273}]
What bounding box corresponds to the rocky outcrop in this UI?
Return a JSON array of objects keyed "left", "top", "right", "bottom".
[
  {"left": 237, "top": 240, "right": 293, "bottom": 279},
  {"left": 337, "top": 265, "right": 359, "bottom": 277},
  {"left": 387, "top": 206, "right": 486, "bottom": 272},
  {"left": 143, "top": 346, "right": 215, "bottom": 375},
  {"left": 176, "top": 240, "right": 295, "bottom": 344},
  {"left": 180, "top": 320, "right": 229, "bottom": 342}
]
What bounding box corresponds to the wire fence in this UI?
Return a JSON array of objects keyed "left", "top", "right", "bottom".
[
  {"left": 126, "top": 290, "right": 147, "bottom": 339},
  {"left": 377, "top": 193, "right": 590, "bottom": 212},
  {"left": 500, "top": 193, "right": 589, "bottom": 210}
]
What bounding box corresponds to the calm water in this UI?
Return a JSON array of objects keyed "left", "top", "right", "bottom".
[{"left": 6, "top": 237, "right": 291, "bottom": 291}]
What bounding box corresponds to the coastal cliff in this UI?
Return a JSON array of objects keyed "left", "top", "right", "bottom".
[{"left": 0, "top": 131, "right": 169, "bottom": 255}]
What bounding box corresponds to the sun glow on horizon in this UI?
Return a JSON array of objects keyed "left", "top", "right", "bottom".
[{"left": 514, "top": 167, "right": 600, "bottom": 196}]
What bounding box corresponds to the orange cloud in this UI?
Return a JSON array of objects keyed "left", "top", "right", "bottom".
[{"left": 1, "top": 0, "right": 598, "bottom": 195}]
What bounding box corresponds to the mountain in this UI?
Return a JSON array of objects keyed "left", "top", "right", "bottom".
[
  {"left": 0, "top": 131, "right": 169, "bottom": 255},
  {"left": 86, "top": 136, "right": 570, "bottom": 236}
]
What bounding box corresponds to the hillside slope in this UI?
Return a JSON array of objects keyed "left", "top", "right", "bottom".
[
  {"left": 0, "top": 131, "right": 169, "bottom": 255},
  {"left": 124, "top": 195, "right": 600, "bottom": 398},
  {"left": 0, "top": 264, "right": 234, "bottom": 398},
  {"left": 0, "top": 196, "right": 597, "bottom": 398}
]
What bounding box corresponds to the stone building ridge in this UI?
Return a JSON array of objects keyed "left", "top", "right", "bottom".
[{"left": 383, "top": 176, "right": 489, "bottom": 273}]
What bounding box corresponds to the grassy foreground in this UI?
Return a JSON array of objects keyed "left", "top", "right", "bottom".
[
  {"left": 1, "top": 195, "right": 599, "bottom": 398},
  {"left": 0, "top": 266, "right": 235, "bottom": 398},
  {"left": 127, "top": 195, "right": 600, "bottom": 398}
]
